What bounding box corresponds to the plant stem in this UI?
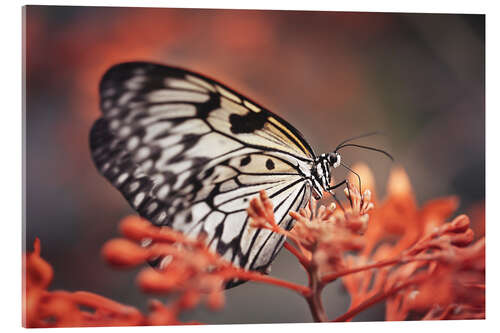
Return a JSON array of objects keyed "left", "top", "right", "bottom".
[
  {"left": 305, "top": 264, "right": 328, "bottom": 322},
  {"left": 322, "top": 253, "right": 444, "bottom": 284},
  {"left": 332, "top": 274, "right": 427, "bottom": 322},
  {"left": 284, "top": 242, "right": 309, "bottom": 268},
  {"left": 322, "top": 258, "right": 400, "bottom": 283},
  {"left": 230, "top": 269, "right": 310, "bottom": 296}
]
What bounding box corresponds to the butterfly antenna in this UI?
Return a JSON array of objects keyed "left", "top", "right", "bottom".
[
  {"left": 336, "top": 143, "right": 394, "bottom": 161},
  {"left": 335, "top": 131, "right": 385, "bottom": 151}
]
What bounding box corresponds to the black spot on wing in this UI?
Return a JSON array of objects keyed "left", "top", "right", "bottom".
[
  {"left": 229, "top": 111, "right": 268, "bottom": 134},
  {"left": 266, "top": 159, "right": 275, "bottom": 170},
  {"left": 240, "top": 155, "right": 251, "bottom": 166}
]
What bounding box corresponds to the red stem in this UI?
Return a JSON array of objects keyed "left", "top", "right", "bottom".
[
  {"left": 284, "top": 242, "right": 309, "bottom": 268},
  {"left": 332, "top": 274, "right": 428, "bottom": 322},
  {"left": 305, "top": 264, "right": 328, "bottom": 322},
  {"left": 322, "top": 253, "right": 442, "bottom": 284},
  {"left": 322, "top": 258, "right": 400, "bottom": 283},
  {"left": 228, "top": 269, "right": 310, "bottom": 296}
]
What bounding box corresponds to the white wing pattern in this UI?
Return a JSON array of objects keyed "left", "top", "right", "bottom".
[{"left": 90, "top": 62, "right": 316, "bottom": 277}]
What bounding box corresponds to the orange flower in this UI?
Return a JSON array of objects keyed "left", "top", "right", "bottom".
[
  {"left": 289, "top": 186, "right": 372, "bottom": 275},
  {"left": 355, "top": 166, "right": 460, "bottom": 258},
  {"left": 338, "top": 164, "right": 484, "bottom": 321},
  {"left": 247, "top": 183, "right": 375, "bottom": 322},
  {"left": 102, "top": 216, "right": 231, "bottom": 308}
]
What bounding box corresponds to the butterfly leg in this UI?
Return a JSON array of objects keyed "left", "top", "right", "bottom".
[
  {"left": 327, "top": 179, "right": 348, "bottom": 212},
  {"left": 327, "top": 179, "right": 347, "bottom": 191},
  {"left": 329, "top": 191, "right": 346, "bottom": 212},
  {"left": 345, "top": 179, "right": 353, "bottom": 208},
  {"left": 340, "top": 161, "right": 362, "bottom": 194},
  {"left": 327, "top": 178, "right": 358, "bottom": 211}
]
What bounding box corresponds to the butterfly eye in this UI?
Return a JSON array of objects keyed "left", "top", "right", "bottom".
[
  {"left": 329, "top": 153, "right": 341, "bottom": 168},
  {"left": 328, "top": 153, "right": 337, "bottom": 165}
]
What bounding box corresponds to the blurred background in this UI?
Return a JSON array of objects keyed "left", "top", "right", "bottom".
[{"left": 24, "top": 6, "right": 484, "bottom": 323}]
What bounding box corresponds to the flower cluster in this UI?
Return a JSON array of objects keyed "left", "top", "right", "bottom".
[
  {"left": 23, "top": 165, "right": 484, "bottom": 326},
  {"left": 248, "top": 187, "right": 373, "bottom": 273},
  {"left": 247, "top": 183, "right": 375, "bottom": 321},
  {"left": 338, "top": 165, "right": 485, "bottom": 321},
  {"left": 102, "top": 216, "right": 227, "bottom": 312},
  {"left": 23, "top": 218, "right": 237, "bottom": 327}
]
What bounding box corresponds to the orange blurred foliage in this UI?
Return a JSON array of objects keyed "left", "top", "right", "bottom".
[{"left": 24, "top": 239, "right": 145, "bottom": 327}]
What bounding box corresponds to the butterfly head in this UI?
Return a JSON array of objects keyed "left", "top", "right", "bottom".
[
  {"left": 311, "top": 152, "right": 342, "bottom": 199},
  {"left": 327, "top": 152, "right": 341, "bottom": 168}
]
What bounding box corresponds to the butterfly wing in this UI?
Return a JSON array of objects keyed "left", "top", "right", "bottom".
[{"left": 90, "top": 62, "right": 314, "bottom": 274}]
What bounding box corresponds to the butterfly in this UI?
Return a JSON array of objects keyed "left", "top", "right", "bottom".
[{"left": 90, "top": 62, "right": 391, "bottom": 284}]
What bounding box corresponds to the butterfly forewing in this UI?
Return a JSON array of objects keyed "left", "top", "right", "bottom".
[{"left": 90, "top": 62, "right": 315, "bottom": 276}]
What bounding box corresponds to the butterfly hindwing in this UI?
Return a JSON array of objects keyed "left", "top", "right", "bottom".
[{"left": 90, "top": 62, "right": 314, "bottom": 274}]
